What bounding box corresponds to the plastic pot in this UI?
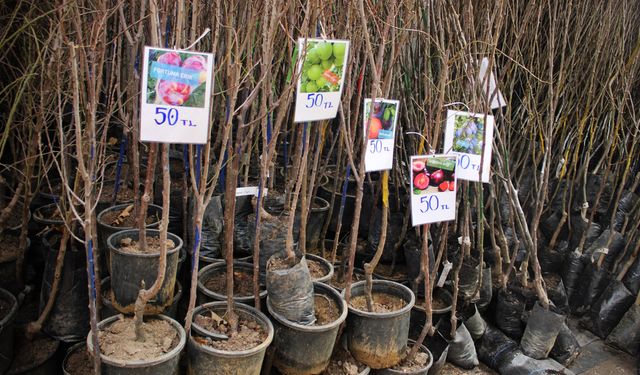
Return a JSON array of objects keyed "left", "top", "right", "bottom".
[
  {"left": 343, "top": 280, "right": 415, "bottom": 369},
  {"left": 197, "top": 261, "right": 266, "bottom": 307},
  {"left": 107, "top": 229, "right": 182, "bottom": 314},
  {"left": 409, "top": 287, "right": 453, "bottom": 340},
  {"left": 0, "top": 287, "right": 18, "bottom": 374},
  {"left": 268, "top": 282, "right": 347, "bottom": 375},
  {"left": 97, "top": 203, "right": 162, "bottom": 274},
  {"left": 63, "top": 342, "right": 90, "bottom": 375},
  {"left": 188, "top": 302, "right": 274, "bottom": 375},
  {"left": 101, "top": 277, "right": 183, "bottom": 320},
  {"left": 423, "top": 330, "right": 449, "bottom": 375},
  {"left": 374, "top": 339, "right": 433, "bottom": 375},
  {"left": 87, "top": 314, "right": 186, "bottom": 375},
  {"left": 0, "top": 233, "right": 29, "bottom": 295},
  {"left": 40, "top": 232, "right": 89, "bottom": 342},
  {"left": 305, "top": 197, "right": 329, "bottom": 252},
  {"left": 7, "top": 334, "right": 60, "bottom": 375},
  {"left": 305, "top": 253, "right": 334, "bottom": 283}
]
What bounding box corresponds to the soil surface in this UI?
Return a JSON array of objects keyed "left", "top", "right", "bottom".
[
  {"left": 10, "top": 329, "right": 58, "bottom": 371},
  {"left": 374, "top": 263, "right": 408, "bottom": 281},
  {"left": 308, "top": 258, "right": 329, "bottom": 280},
  {"left": 267, "top": 256, "right": 298, "bottom": 271},
  {"left": 65, "top": 346, "right": 94, "bottom": 375},
  {"left": 389, "top": 346, "right": 431, "bottom": 372},
  {"left": 99, "top": 183, "right": 136, "bottom": 203},
  {"left": 101, "top": 205, "right": 158, "bottom": 228},
  {"left": 0, "top": 232, "right": 20, "bottom": 263},
  {"left": 544, "top": 273, "right": 561, "bottom": 289},
  {"left": 328, "top": 270, "right": 365, "bottom": 290},
  {"left": 118, "top": 236, "right": 175, "bottom": 254},
  {"left": 203, "top": 269, "right": 261, "bottom": 297},
  {"left": 441, "top": 362, "right": 498, "bottom": 374},
  {"left": 99, "top": 316, "right": 179, "bottom": 361},
  {"left": 194, "top": 315, "right": 267, "bottom": 351},
  {"left": 349, "top": 292, "right": 407, "bottom": 313},
  {"left": 322, "top": 347, "right": 368, "bottom": 375},
  {"left": 314, "top": 294, "right": 340, "bottom": 325},
  {"left": 418, "top": 294, "right": 450, "bottom": 311}
]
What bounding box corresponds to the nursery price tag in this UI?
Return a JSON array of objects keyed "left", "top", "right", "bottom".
[
  {"left": 236, "top": 186, "right": 268, "bottom": 197},
  {"left": 140, "top": 46, "right": 214, "bottom": 144},
  {"left": 293, "top": 38, "right": 350, "bottom": 123},
  {"left": 364, "top": 99, "right": 400, "bottom": 172},
  {"left": 443, "top": 110, "right": 494, "bottom": 183},
  {"left": 410, "top": 155, "right": 458, "bottom": 226},
  {"left": 478, "top": 57, "right": 507, "bottom": 109}
]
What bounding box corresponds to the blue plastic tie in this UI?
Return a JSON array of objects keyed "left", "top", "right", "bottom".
[{"left": 88, "top": 239, "right": 97, "bottom": 300}]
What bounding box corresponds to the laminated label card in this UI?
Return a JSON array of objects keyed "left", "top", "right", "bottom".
[
  {"left": 443, "top": 110, "right": 494, "bottom": 183},
  {"left": 364, "top": 98, "right": 399, "bottom": 172},
  {"left": 410, "top": 154, "right": 458, "bottom": 226},
  {"left": 293, "top": 38, "right": 350, "bottom": 122},
  {"left": 478, "top": 57, "right": 507, "bottom": 109},
  {"left": 140, "top": 46, "right": 214, "bottom": 144}
]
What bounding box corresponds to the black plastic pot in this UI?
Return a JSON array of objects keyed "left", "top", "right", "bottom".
[
  {"left": 0, "top": 233, "right": 29, "bottom": 295},
  {"left": 305, "top": 253, "right": 334, "bottom": 283},
  {"left": 422, "top": 330, "right": 449, "bottom": 375},
  {"left": 100, "top": 277, "right": 182, "bottom": 320},
  {"left": 107, "top": 229, "right": 182, "bottom": 314},
  {"left": 409, "top": 287, "right": 453, "bottom": 340},
  {"left": 0, "top": 287, "right": 17, "bottom": 374},
  {"left": 586, "top": 280, "right": 635, "bottom": 338},
  {"left": 343, "top": 280, "right": 415, "bottom": 369},
  {"left": 197, "top": 261, "right": 266, "bottom": 307},
  {"left": 87, "top": 314, "right": 186, "bottom": 375},
  {"left": 269, "top": 282, "right": 347, "bottom": 375},
  {"left": 40, "top": 232, "right": 89, "bottom": 342},
  {"left": 606, "top": 303, "right": 640, "bottom": 355},
  {"left": 327, "top": 267, "right": 368, "bottom": 293},
  {"left": 188, "top": 302, "right": 273, "bottom": 375},
  {"left": 316, "top": 176, "right": 374, "bottom": 237},
  {"left": 97, "top": 203, "right": 162, "bottom": 275},
  {"left": 7, "top": 334, "right": 60, "bottom": 375},
  {"left": 494, "top": 288, "right": 525, "bottom": 340},
  {"left": 305, "top": 197, "right": 329, "bottom": 252},
  {"left": 374, "top": 339, "right": 433, "bottom": 375},
  {"left": 457, "top": 259, "right": 480, "bottom": 301},
  {"left": 62, "top": 342, "right": 89, "bottom": 375}
]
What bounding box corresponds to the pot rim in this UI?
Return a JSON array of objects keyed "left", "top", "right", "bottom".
[
  {"left": 343, "top": 280, "right": 416, "bottom": 318},
  {"left": 189, "top": 301, "right": 274, "bottom": 357},
  {"left": 62, "top": 342, "right": 86, "bottom": 374},
  {"left": 101, "top": 277, "right": 183, "bottom": 306},
  {"left": 33, "top": 203, "right": 64, "bottom": 226},
  {"left": 413, "top": 287, "right": 453, "bottom": 314},
  {"left": 197, "top": 261, "right": 267, "bottom": 302},
  {"left": 107, "top": 228, "right": 182, "bottom": 258},
  {"left": 267, "top": 281, "right": 348, "bottom": 332},
  {"left": 381, "top": 339, "right": 433, "bottom": 374},
  {"left": 87, "top": 314, "right": 186, "bottom": 368},
  {"left": 97, "top": 203, "right": 162, "bottom": 231},
  {"left": 310, "top": 196, "right": 330, "bottom": 212},
  {"left": 305, "top": 253, "right": 334, "bottom": 283}
]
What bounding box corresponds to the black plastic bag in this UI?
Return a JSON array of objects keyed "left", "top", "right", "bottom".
[
  {"left": 606, "top": 304, "right": 640, "bottom": 355},
  {"left": 367, "top": 207, "right": 404, "bottom": 264},
  {"left": 549, "top": 322, "right": 580, "bottom": 366},
  {"left": 476, "top": 324, "right": 519, "bottom": 371},
  {"left": 477, "top": 266, "right": 493, "bottom": 311},
  {"left": 498, "top": 350, "right": 572, "bottom": 375},
  {"left": 189, "top": 195, "right": 223, "bottom": 259},
  {"left": 458, "top": 257, "right": 481, "bottom": 302},
  {"left": 611, "top": 191, "right": 639, "bottom": 232},
  {"left": 568, "top": 216, "right": 602, "bottom": 255},
  {"left": 462, "top": 304, "right": 487, "bottom": 340},
  {"left": 422, "top": 328, "right": 449, "bottom": 375},
  {"left": 266, "top": 255, "right": 315, "bottom": 325},
  {"left": 439, "top": 320, "right": 479, "bottom": 369},
  {"left": 622, "top": 256, "right": 640, "bottom": 295},
  {"left": 571, "top": 264, "right": 612, "bottom": 315},
  {"left": 520, "top": 302, "right": 566, "bottom": 359},
  {"left": 403, "top": 232, "right": 434, "bottom": 285},
  {"left": 495, "top": 288, "right": 526, "bottom": 340},
  {"left": 544, "top": 274, "right": 569, "bottom": 314},
  {"left": 586, "top": 280, "right": 635, "bottom": 338},
  {"left": 584, "top": 230, "right": 625, "bottom": 271},
  {"left": 540, "top": 241, "right": 569, "bottom": 275},
  {"left": 248, "top": 213, "right": 301, "bottom": 275},
  {"left": 563, "top": 251, "right": 587, "bottom": 303}
]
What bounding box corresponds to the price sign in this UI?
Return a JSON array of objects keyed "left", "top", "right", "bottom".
[
  {"left": 443, "top": 110, "right": 494, "bottom": 183},
  {"left": 293, "top": 38, "right": 350, "bottom": 122},
  {"left": 140, "top": 47, "right": 214, "bottom": 144},
  {"left": 364, "top": 99, "right": 399, "bottom": 172},
  {"left": 410, "top": 155, "right": 458, "bottom": 226}
]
